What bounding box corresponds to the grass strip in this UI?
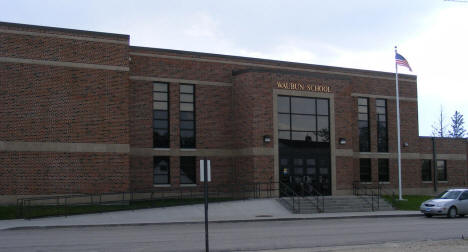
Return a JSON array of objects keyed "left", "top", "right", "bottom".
[{"left": 382, "top": 195, "right": 434, "bottom": 211}]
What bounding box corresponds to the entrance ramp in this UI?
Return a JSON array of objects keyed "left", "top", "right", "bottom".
[{"left": 278, "top": 195, "right": 393, "bottom": 214}]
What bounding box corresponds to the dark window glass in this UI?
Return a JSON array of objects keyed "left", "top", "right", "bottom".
[
  {"left": 437, "top": 160, "right": 447, "bottom": 181},
  {"left": 153, "top": 83, "right": 168, "bottom": 92},
  {"left": 180, "top": 121, "right": 194, "bottom": 130},
  {"left": 278, "top": 96, "right": 290, "bottom": 113},
  {"left": 317, "top": 116, "right": 329, "bottom": 131},
  {"left": 154, "top": 157, "right": 170, "bottom": 184},
  {"left": 180, "top": 84, "right": 193, "bottom": 93},
  {"left": 376, "top": 99, "right": 388, "bottom": 152},
  {"left": 460, "top": 192, "right": 468, "bottom": 200},
  {"left": 317, "top": 99, "right": 329, "bottom": 115},
  {"left": 153, "top": 92, "right": 168, "bottom": 101},
  {"left": 378, "top": 159, "right": 389, "bottom": 182},
  {"left": 291, "top": 97, "right": 315, "bottom": 114},
  {"left": 154, "top": 111, "right": 168, "bottom": 120},
  {"left": 292, "top": 131, "right": 316, "bottom": 142},
  {"left": 180, "top": 157, "right": 196, "bottom": 184},
  {"left": 180, "top": 84, "right": 195, "bottom": 148},
  {"left": 291, "top": 115, "right": 316, "bottom": 131},
  {"left": 153, "top": 120, "right": 168, "bottom": 129},
  {"left": 421, "top": 160, "right": 432, "bottom": 181},
  {"left": 180, "top": 94, "right": 194, "bottom": 102},
  {"left": 280, "top": 159, "right": 288, "bottom": 166},
  {"left": 153, "top": 130, "right": 169, "bottom": 148},
  {"left": 278, "top": 114, "right": 290, "bottom": 130},
  {"left": 278, "top": 96, "right": 329, "bottom": 143},
  {"left": 180, "top": 111, "right": 194, "bottom": 120},
  {"left": 360, "top": 158, "right": 371, "bottom": 182},
  {"left": 358, "top": 98, "right": 370, "bottom": 152},
  {"left": 153, "top": 82, "right": 169, "bottom": 148},
  {"left": 181, "top": 130, "right": 195, "bottom": 147},
  {"left": 279, "top": 130, "right": 290, "bottom": 140}
]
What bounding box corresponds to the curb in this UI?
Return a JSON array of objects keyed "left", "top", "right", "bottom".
[{"left": 3, "top": 213, "right": 422, "bottom": 231}]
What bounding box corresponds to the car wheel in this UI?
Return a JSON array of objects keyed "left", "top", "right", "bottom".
[
  {"left": 447, "top": 207, "right": 457, "bottom": 218},
  {"left": 424, "top": 213, "right": 433, "bottom": 218},
  {"left": 459, "top": 214, "right": 465, "bottom": 218}
]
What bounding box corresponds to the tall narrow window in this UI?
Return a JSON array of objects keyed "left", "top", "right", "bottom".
[
  {"left": 421, "top": 160, "right": 432, "bottom": 182},
  {"left": 154, "top": 157, "right": 170, "bottom": 185},
  {"left": 376, "top": 99, "right": 388, "bottom": 152},
  {"left": 360, "top": 158, "right": 371, "bottom": 182},
  {"left": 378, "top": 159, "right": 389, "bottom": 182},
  {"left": 153, "top": 82, "right": 169, "bottom": 148},
  {"left": 180, "top": 156, "right": 196, "bottom": 184},
  {"left": 358, "top": 98, "right": 370, "bottom": 152},
  {"left": 437, "top": 160, "right": 447, "bottom": 181},
  {"left": 180, "top": 84, "right": 195, "bottom": 148}
]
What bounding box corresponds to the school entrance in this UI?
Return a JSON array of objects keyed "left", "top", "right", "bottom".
[{"left": 277, "top": 95, "right": 331, "bottom": 195}]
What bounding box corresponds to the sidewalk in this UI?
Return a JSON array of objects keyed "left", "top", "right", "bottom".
[{"left": 0, "top": 198, "right": 420, "bottom": 230}]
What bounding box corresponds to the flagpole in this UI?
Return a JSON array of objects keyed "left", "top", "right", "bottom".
[{"left": 395, "top": 46, "right": 403, "bottom": 201}]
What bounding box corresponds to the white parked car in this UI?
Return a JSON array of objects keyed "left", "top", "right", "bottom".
[{"left": 420, "top": 189, "right": 468, "bottom": 218}]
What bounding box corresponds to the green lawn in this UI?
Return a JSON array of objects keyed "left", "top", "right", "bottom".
[
  {"left": 2, "top": 197, "right": 233, "bottom": 220},
  {"left": 382, "top": 195, "right": 434, "bottom": 210}
]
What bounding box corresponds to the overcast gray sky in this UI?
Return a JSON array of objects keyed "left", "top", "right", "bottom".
[{"left": 2, "top": 0, "right": 467, "bottom": 136}]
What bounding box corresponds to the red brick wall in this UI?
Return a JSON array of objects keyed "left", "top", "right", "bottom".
[
  {"left": 0, "top": 23, "right": 131, "bottom": 195},
  {"left": 0, "top": 152, "right": 129, "bottom": 194}
]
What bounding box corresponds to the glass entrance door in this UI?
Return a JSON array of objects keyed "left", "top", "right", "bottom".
[
  {"left": 279, "top": 152, "right": 330, "bottom": 195},
  {"left": 278, "top": 95, "right": 331, "bottom": 196}
]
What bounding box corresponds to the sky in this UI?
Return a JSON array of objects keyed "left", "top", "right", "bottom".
[{"left": 2, "top": 0, "right": 467, "bottom": 137}]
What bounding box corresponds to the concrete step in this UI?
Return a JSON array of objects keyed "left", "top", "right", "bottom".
[{"left": 278, "top": 195, "right": 394, "bottom": 214}]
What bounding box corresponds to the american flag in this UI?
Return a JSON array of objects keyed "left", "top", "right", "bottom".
[{"left": 395, "top": 52, "right": 412, "bottom": 72}]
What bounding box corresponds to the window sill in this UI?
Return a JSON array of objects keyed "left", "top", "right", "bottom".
[
  {"left": 360, "top": 182, "right": 373, "bottom": 184},
  {"left": 437, "top": 181, "right": 448, "bottom": 184},
  {"left": 378, "top": 182, "right": 390, "bottom": 184},
  {"left": 153, "top": 148, "right": 170, "bottom": 151},
  {"left": 422, "top": 181, "right": 433, "bottom": 184},
  {"left": 180, "top": 184, "right": 197, "bottom": 187},
  {"left": 153, "top": 184, "right": 171, "bottom": 187},
  {"left": 180, "top": 148, "right": 197, "bottom": 151}
]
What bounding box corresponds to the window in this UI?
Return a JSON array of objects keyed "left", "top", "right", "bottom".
[
  {"left": 154, "top": 157, "right": 170, "bottom": 185},
  {"left": 378, "top": 159, "right": 389, "bottom": 182},
  {"left": 360, "top": 158, "right": 371, "bottom": 182},
  {"left": 421, "top": 160, "right": 432, "bottom": 182},
  {"left": 180, "top": 156, "right": 196, "bottom": 184},
  {"left": 376, "top": 99, "right": 388, "bottom": 152},
  {"left": 358, "top": 98, "right": 370, "bottom": 152},
  {"left": 153, "top": 82, "right": 169, "bottom": 148},
  {"left": 278, "top": 96, "right": 329, "bottom": 143},
  {"left": 180, "top": 84, "right": 195, "bottom": 148},
  {"left": 460, "top": 191, "right": 468, "bottom": 201},
  {"left": 437, "top": 160, "right": 447, "bottom": 181}
]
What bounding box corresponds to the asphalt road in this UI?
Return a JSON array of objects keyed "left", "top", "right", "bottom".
[{"left": 0, "top": 216, "right": 467, "bottom": 252}]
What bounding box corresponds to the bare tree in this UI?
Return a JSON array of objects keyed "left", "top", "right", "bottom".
[
  {"left": 432, "top": 105, "right": 449, "bottom": 137},
  {"left": 448, "top": 110, "right": 466, "bottom": 138}
]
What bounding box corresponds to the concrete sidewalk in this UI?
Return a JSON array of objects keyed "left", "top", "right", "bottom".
[{"left": 0, "top": 198, "right": 421, "bottom": 230}]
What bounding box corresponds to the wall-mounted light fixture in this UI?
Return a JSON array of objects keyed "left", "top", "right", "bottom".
[
  {"left": 403, "top": 142, "right": 409, "bottom": 147},
  {"left": 263, "top": 135, "right": 271, "bottom": 143},
  {"left": 339, "top": 138, "right": 346, "bottom": 145}
]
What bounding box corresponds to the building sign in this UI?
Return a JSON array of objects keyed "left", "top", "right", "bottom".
[{"left": 276, "top": 81, "right": 332, "bottom": 93}]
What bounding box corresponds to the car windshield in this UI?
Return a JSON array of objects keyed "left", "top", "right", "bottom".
[{"left": 438, "top": 191, "right": 461, "bottom": 199}]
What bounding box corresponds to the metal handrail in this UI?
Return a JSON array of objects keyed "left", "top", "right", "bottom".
[
  {"left": 352, "top": 181, "right": 382, "bottom": 211},
  {"left": 278, "top": 181, "right": 323, "bottom": 213},
  {"left": 301, "top": 183, "right": 325, "bottom": 213},
  {"left": 16, "top": 181, "right": 278, "bottom": 219}
]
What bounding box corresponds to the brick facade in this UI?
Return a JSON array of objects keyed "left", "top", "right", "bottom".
[{"left": 0, "top": 22, "right": 466, "bottom": 203}]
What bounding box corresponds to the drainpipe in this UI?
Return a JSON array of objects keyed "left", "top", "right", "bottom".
[{"left": 432, "top": 137, "right": 437, "bottom": 193}]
